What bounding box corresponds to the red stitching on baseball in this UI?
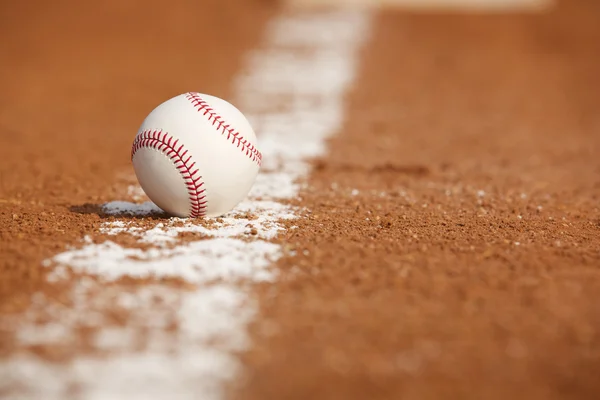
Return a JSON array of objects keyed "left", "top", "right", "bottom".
[
  {"left": 185, "top": 92, "right": 262, "bottom": 166},
  {"left": 131, "top": 129, "right": 207, "bottom": 218}
]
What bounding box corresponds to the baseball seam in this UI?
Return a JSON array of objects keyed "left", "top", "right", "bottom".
[
  {"left": 185, "top": 92, "right": 263, "bottom": 166},
  {"left": 131, "top": 129, "right": 207, "bottom": 217}
]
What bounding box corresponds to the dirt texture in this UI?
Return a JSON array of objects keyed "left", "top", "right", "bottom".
[
  {"left": 237, "top": 2, "right": 600, "bottom": 400},
  {"left": 1, "top": 0, "right": 599, "bottom": 399}
]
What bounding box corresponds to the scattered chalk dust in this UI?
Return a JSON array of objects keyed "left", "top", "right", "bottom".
[{"left": 0, "top": 8, "right": 372, "bottom": 400}]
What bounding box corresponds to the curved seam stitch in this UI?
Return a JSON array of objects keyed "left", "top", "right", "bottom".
[
  {"left": 185, "top": 92, "right": 262, "bottom": 167},
  {"left": 131, "top": 129, "right": 207, "bottom": 217}
]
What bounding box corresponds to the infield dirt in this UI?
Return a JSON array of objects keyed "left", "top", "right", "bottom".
[
  {"left": 236, "top": 2, "right": 600, "bottom": 399},
  {"left": 1, "top": 0, "right": 600, "bottom": 399}
]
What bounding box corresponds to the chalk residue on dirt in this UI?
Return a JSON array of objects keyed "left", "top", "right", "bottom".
[{"left": 0, "top": 9, "right": 372, "bottom": 400}]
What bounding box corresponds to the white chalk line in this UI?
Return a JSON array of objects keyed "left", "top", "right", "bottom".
[{"left": 0, "top": 9, "right": 372, "bottom": 400}]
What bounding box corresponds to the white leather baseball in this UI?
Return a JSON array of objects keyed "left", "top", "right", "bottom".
[{"left": 131, "top": 92, "right": 261, "bottom": 218}]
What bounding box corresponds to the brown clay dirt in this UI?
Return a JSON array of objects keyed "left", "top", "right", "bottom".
[
  {"left": 236, "top": 2, "right": 600, "bottom": 400},
  {"left": 1, "top": 0, "right": 600, "bottom": 399}
]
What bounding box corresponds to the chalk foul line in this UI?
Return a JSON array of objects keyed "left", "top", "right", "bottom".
[{"left": 0, "top": 9, "right": 372, "bottom": 400}]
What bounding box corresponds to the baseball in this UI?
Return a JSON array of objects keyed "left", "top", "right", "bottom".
[{"left": 131, "top": 92, "right": 261, "bottom": 218}]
